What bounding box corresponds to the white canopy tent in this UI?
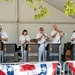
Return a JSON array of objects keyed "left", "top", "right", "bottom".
[{"left": 0, "top": 0, "right": 75, "bottom": 45}]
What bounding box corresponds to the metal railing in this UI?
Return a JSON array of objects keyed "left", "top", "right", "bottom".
[{"left": 63, "top": 61, "right": 75, "bottom": 75}]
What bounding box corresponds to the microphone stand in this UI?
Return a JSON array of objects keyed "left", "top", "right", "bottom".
[
  {"left": 42, "top": 41, "right": 47, "bottom": 61},
  {"left": 60, "top": 37, "right": 62, "bottom": 63},
  {"left": 58, "top": 34, "right": 65, "bottom": 63}
]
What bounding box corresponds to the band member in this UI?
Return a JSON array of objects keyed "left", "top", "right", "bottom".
[
  {"left": 36, "top": 27, "right": 47, "bottom": 62},
  {"left": 0, "top": 24, "right": 8, "bottom": 63},
  {"left": 71, "top": 30, "right": 75, "bottom": 44},
  {"left": 19, "top": 29, "right": 30, "bottom": 62},
  {"left": 51, "top": 24, "right": 63, "bottom": 43},
  {"left": 0, "top": 24, "right": 8, "bottom": 43},
  {"left": 51, "top": 24, "right": 63, "bottom": 62}
]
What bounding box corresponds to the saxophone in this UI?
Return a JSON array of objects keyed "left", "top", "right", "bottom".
[{"left": 23, "top": 38, "right": 27, "bottom": 50}]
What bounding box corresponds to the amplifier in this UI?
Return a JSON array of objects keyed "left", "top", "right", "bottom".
[
  {"left": 3, "top": 44, "right": 17, "bottom": 62},
  {"left": 27, "top": 44, "right": 38, "bottom": 62},
  {"left": 71, "top": 44, "right": 75, "bottom": 60},
  {"left": 47, "top": 44, "right": 60, "bottom": 61}
]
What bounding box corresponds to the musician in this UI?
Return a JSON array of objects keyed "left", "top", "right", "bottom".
[
  {"left": 36, "top": 27, "right": 47, "bottom": 62},
  {"left": 0, "top": 24, "right": 8, "bottom": 43},
  {"left": 71, "top": 30, "right": 75, "bottom": 44},
  {"left": 51, "top": 24, "right": 63, "bottom": 62},
  {"left": 51, "top": 24, "right": 63, "bottom": 43},
  {"left": 0, "top": 24, "right": 8, "bottom": 63},
  {"left": 19, "top": 29, "right": 30, "bottom": 62}
]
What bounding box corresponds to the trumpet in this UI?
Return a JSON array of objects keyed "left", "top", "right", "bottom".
[{"left": 42, "top": 33, "right": 49, "bottom": 39}]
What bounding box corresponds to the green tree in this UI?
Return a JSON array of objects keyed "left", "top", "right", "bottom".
[
  {"left": 1, "top": 0, "right": 75, "bottom": 20},
  {"left": 64, "top": 0, "right": 75, "bottom": 16},
  {"left": 26, "top": 0, "right": 50, "bottom": 20}
]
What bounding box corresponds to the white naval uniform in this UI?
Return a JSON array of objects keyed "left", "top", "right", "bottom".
[
  {"left": 0, "top": 31, "right": 8, "bottom": 63},
  {"left": 19, "top": 35, "right": 30, "bottom": 62},
  {"left": 71, "top": 32, "right": 75, "bottom": 44},
  {"left": 51, "top": 30, "right": 61, "bottom": 62},
  {"left": 51, "top": 30, "right": 61, "bottom": 43},
  {"left": 36, "top": 33, "right": 47, "bottom": 62},
  {"left": 1, "top": 31, "right": 8, "bottom": 43}
]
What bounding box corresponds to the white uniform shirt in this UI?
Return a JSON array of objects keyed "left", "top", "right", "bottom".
[
  {"left": 71, "top": 32, "right": 75, "bottom": 44},
  {"left": 51, "top": 30, "right": 61, "bottom": 43},
  {"left": 36, "top": 33, "right": 47, "bottom": 44},
  {"left": 19, "top": 35, "right": 30, "bottom": 44},
  {"left": 1, "top": 31, "right": 8, "bottom": 43}
]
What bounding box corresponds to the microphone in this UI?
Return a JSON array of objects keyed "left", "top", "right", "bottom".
[{"left": 63, "top": 33, "right": 67, "bottom": 36}]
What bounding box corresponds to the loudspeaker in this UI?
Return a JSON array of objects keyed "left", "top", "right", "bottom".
[
  {"left": 47, "top": 44, "right": 60, "bottom": 61},
  {"left": 0, "top": 41, "right": 3, "bottom": 50},
  {"left": 71, "top": 44, "right": 75, "bottom": 60},
  {"left": 3, "top": 44, "right": 17, "bottom": 62},
  {"left": 27, "top": 44, "right": 38, "bottom": 62}
]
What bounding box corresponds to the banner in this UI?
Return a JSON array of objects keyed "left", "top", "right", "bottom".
[
  {"left": 0, "top": 62, "right": 57, "bottom": 75},
  {"left": 68, "top": 62, "right": 75, "bottom": 75}
]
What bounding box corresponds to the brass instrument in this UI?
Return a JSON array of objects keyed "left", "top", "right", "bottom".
[
  {"left": 65, "top": 50, "right": 71, "bottom": 60},
  {"left": 23, "top": 38, "right": 27, "bottom": 50}
]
